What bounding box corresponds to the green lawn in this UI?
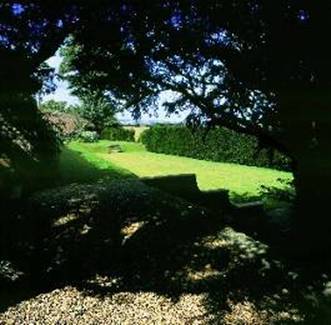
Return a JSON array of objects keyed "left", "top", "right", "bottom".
[
  {"left": 67, "top": 140, "right": 293, "bottom": 200},
  {"left": 57, "top": 144, "right": 134, "bottom": 186}
]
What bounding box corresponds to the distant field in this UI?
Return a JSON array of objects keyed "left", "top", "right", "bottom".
[
  {"left": 68, "top": 141, "right": 293, "bottom": 201},
  {"left": 123, "top": 126, "right": 149, "bottom": 141}
]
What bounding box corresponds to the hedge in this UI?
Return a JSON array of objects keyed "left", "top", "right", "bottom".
[
  {"left": 140, "top": 125, "right": 291, "bottom": 171},
  {"left": 101, "top": 127, "right": 135, "bottom": 142}
]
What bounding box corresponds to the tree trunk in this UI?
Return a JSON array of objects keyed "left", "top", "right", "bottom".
[
  {"left": 291, "top": 149, "right": 331, "bottom": 256},
  {"left": 278, "top": 89, "right": 331, "bottom": 256}
]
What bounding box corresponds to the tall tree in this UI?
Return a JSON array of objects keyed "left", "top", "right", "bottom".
[
  {"left": 40, "top": 100, "right": 69, "bottom": 113},
  {"left": 0, "top": 1, "right": 73, "bottom": 196},
  {"left": 60, "top": 45, "right": 120, "bottom": 133},
  {"left": 1, "top": 1, "right": 330, "bottom": 253},
  {"left": 61, "top": 1, "right": 331, "bottom": 253},
  {"left": 77, "top": 91, "right": 119, "bottom": 134}
]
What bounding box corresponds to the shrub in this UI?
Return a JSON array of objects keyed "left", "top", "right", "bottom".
[
  {"left": 40, "top": 99, "right": 69, "bottom": 113},
  {"left": 140, "top": 125, "right": 292, "bottom": 171},
  {"left": 1, "top": 95, "right": 60, "bottom": 199},
  {"left": 101, "top": 127, "right": 135, "bottom": 142},
  {"left": 44, "top": 111, "right": 92, "bottom": 142},
  {"left": 79, "top": 131, "right": 99, "bottom": 143},
  {"left": 260, "top": 178, "right": 295, "bottom": 203}
]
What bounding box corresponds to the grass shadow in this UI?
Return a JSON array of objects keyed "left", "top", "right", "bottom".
[{"left": 57, "top": 147, "right": 135, "bottom": 187}]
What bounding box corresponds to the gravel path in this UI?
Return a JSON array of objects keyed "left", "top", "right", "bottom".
[
  {"left": 0, "top": 284, "right": 303, "bottom": 324},
  {"left": 0, "top": 179, "right": 305, "bottom": 325},
  {"left": 0, "top": 225, "right": 304, "bottom": 324},
  {"left": 0, "top": 287, "right": 213, "bottom": 324}
]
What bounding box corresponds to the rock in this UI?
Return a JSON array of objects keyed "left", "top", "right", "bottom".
[{"left": 108, "top": 144, "right": 123, "bottom": 153}]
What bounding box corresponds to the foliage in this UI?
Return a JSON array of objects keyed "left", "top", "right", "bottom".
[
  {"left": 40, "top": 99, "right": 97, "bottom": 142},
  {"left": 0, "top": 94, "right": 60, "bottom": 199},
  {"left": 1, "top": 0, "right": 330, "bottom": 161},
  {"left": 43, "top": 111, "right": 91, "bottom": 142},
  {"left": 140, "top": 125, "right": 291, "bottom": 171},
  {"left": 1, "top": 0, "right": 330, "bottom": 248},
  {"left": 40, "top": 100, "right": 69, "bottom": 113},
  {"left": 78, "top": 131, "right": 99, "bottom": 143},
  {"left": 41, "top": 97, "right": 119, "bottom": 138},
  {"left": 59, "top": 40, "right": 98, "bottom": 102},
  {"left": 54, "top": 2, "right": 331, "bottom": 242},
  {"left": 260, "top": 179, "right": 296, "bottom": 205},
  {"left": 76, "top": 92, "right": 119, "bottom": 134},
  {"left": 2, "top": 3, "right": 329, "bottom": 163},
  {"left": 101, "top": 127, "right": 135, "bottom": 142},
  {"left": 0, "top": 1, "right": 69, "bottom": 198},
  {"left": 56, "top": 2, "right": 330, "bottom": 161},
  {"left": 60, "top": 45, "right": 120, "bottom": 134}
]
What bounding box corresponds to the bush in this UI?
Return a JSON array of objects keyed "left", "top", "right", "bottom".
[
  {"left": 44, "top": 111, "right": 92, "bottom": 142},
  {"left": 140, "top": 125, "right": 292, "bottom": 171},
  {"left": 101, "top": 127, "right": 135, "bottom": 142},
  {"left": 79, "top": 131, "right": 99, "bottom": 143},
  {"left": 1, "top": 95, "right": 60, "bottom": 199}
]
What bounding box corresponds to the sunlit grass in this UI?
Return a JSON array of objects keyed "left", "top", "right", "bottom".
[
  {"left": 67, "top": 140, "right": 293, "bottom": 200},
  {"left": 58, "top": 144, "right": 134, "bottom": 185}
]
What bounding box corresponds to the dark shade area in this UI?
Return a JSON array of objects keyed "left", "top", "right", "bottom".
[{"left": 0, "top": 151, "right": 328, "bottom": 323}]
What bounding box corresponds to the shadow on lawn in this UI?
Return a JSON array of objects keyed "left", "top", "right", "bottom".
[
  {"left": 57, "top": 147, "right": 135, "bottom": 186},
  {"left": 1, "top": 162, "right": 331, "bottom": 323}
]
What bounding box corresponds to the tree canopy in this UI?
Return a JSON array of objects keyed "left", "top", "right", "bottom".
[
  {"left": 57, "top": 1, "right": 331, "bottom": 159},
  {"left": 1, "top": 1, "right": 331, "bottom": 249}
]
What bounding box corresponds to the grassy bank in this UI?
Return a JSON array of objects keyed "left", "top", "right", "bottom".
[{"left": 67, "top": 140, "right": 293, "bottom": 200}]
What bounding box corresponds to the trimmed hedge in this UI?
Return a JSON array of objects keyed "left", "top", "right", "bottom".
[
  {"left": 101, "top": 127, "right": 135, "bottom": 142},
  {"left": 140, "top": 125, "right": 291, "bottom": 171}
]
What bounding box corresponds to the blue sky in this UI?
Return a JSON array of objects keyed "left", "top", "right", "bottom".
[{"left": 43, "top": 52, "right": 188, "bottom": 124}]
